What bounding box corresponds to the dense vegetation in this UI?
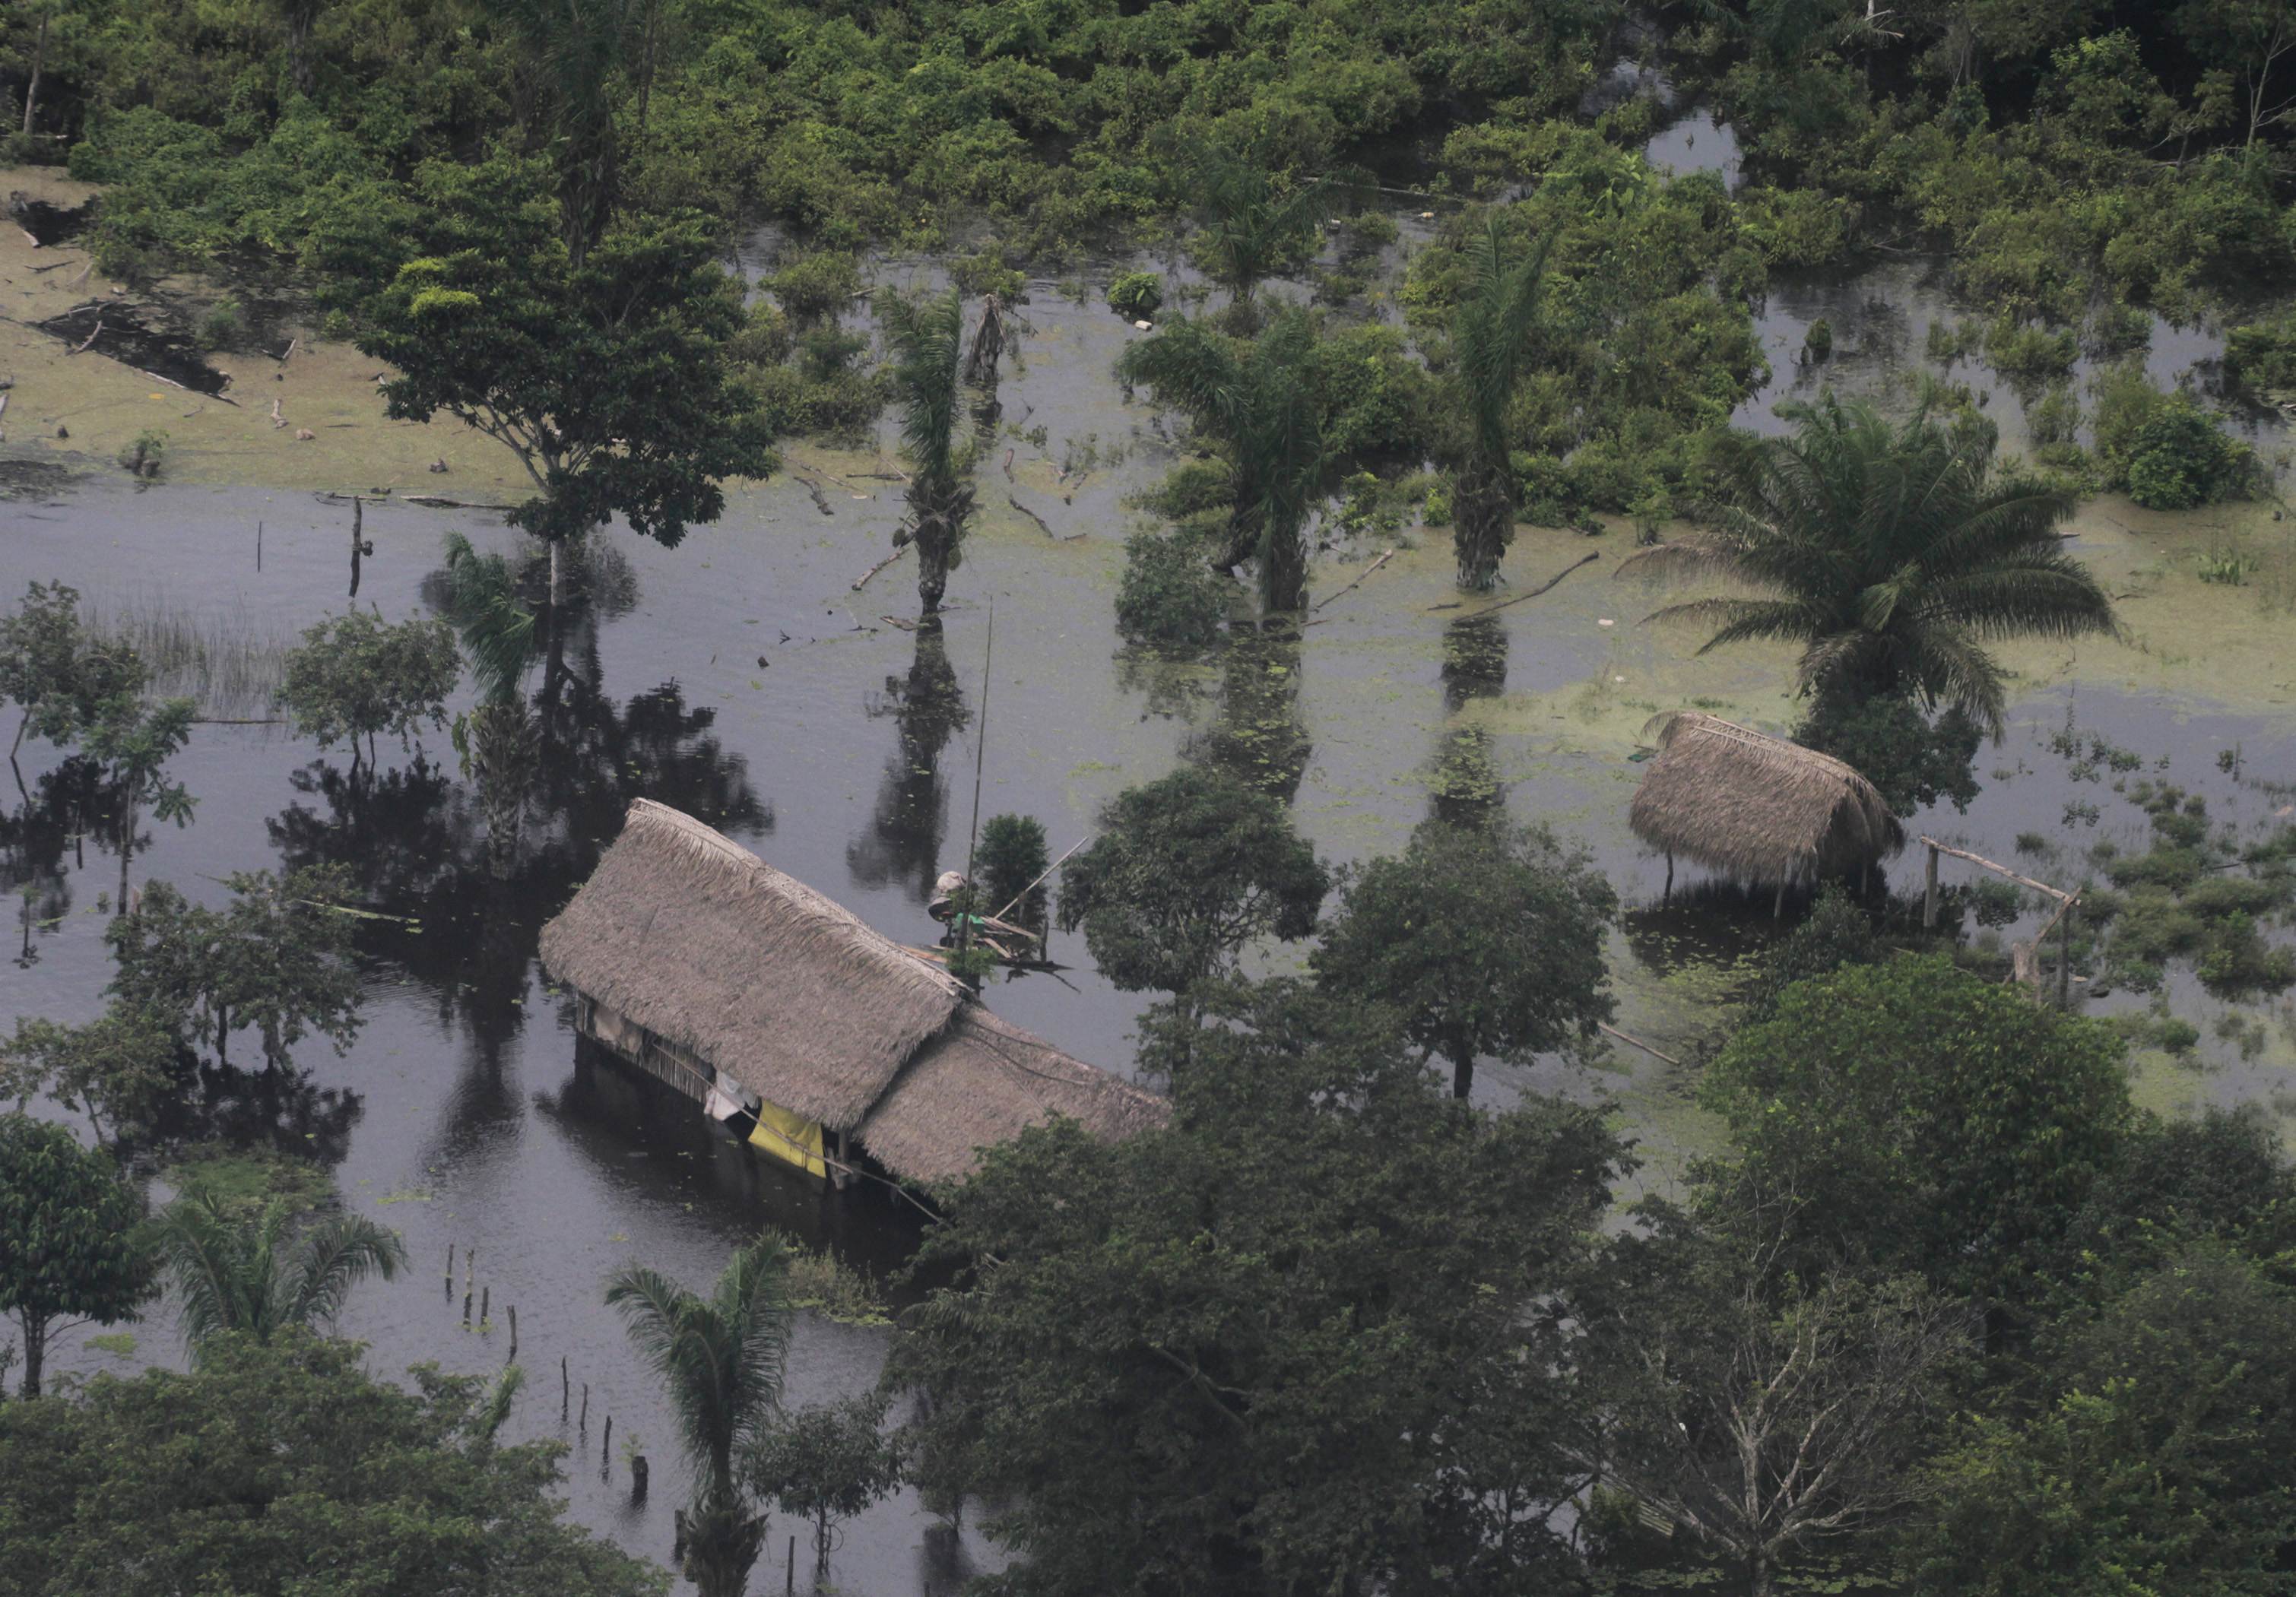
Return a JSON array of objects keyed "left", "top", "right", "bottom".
[{"left": 6, "top": 2, "right": 2296, "bottom": 1593}]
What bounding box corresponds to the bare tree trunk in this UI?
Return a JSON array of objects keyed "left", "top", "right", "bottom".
[
  {"left": 17, "top": 1310, "right": 46, "bottom": 1399},
  {"left": 21, "top": 8, "right": 48, "bottom": 138}
]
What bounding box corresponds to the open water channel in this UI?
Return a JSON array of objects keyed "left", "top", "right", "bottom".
[{"left": 6, "top": 219, "right": 2296, "bottom": 1590}]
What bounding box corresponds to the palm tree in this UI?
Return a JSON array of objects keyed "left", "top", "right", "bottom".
[
  {"left": 882, "top": 290, "right": 981, "bottom": 617},
  {"left": 484, "top": 0, "right": 628, "bottom": 265},
  {"left": 1448, "top": 217, "right": 1554, "bottom": 591},
  {"left": 606, "top": 1235, "right": 794, "bottom": 1597},
  {"left": 152, "top": 1189, "right": 407, "bottom": 1358},
  {"left": 1118, "top": 308, "right": 1331, "bottom": 613},
  {"left": 1189, "top": 150, "right": 1342, "bottom": 334},
  {"left": 440, "top": 533, "right": 541, "bottom": 879},
  {"left": 1621, "top": 394, "right": 2115, "bottom": 734}
]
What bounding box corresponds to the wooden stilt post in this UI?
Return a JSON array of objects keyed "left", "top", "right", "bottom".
[
  {"left": 1923, "top": 842, "right": 1939, "bottom": 927},
  {"left": 1663, "top": 851, "right": 1673, "bottom": 901},
  {"left": 1773, "top": 873, "right": 1786, "bottom": 920}
]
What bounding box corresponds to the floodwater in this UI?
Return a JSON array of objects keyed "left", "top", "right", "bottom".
[{"left": 6, "top": 239, "right": 2296, "bottom": 1594}]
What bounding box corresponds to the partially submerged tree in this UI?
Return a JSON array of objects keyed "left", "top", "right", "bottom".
[
  {"left": 605, "top": 1236, "right": 792, "bottom": 1597},
  {"left": 0, "top": 581, "right": 146, "bottom": 762},
  {"left": 745, "top": 1392, "right": 905, "bottom": 1574},
  {"left": 106, "top": 865, "right": 364, "bottom": 1070},
  {"left": 0, "top": 1114, "right": 151, "bottom": 1399},
  {"left": 151, "top": 1188, "right": 407, "bottom": 1356},
  {"left": 81, "top": 695, "right": 195, "bottom": 907},
  {"left": 2, "top": 1003, "right": 175, "bottom": 1148},
  {"left": 1623, "top": 394, "right": 2115, "bottom": 734},
  {"left": 1118, "top": 309, "right": 1332, "bottom": 612},
  {"left": 1058, "top": 766, "right": 1327, "bottom": 1021},
  {"left": 881, "top": 289, "right": 980, "bottom": 616},
  {"left": 350, "top": 160, "right": 775, "bottom": 601},
  {"left": 1312, "top": 819, "right": 1616, "bottom": 1098},
  {"left": 0, "top": 1330, "right": 668, "bottom": 1594},
  {"left": 1445, "top": 217, "right": 1554, "bottom": 591},
  {"left": 277, "top": 608, "right": 459, "bottom": 774},
  {"left": 1186, "top": 148, "right": 1343, "bottom": 332}
]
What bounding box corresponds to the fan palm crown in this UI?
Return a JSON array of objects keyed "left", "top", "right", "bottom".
[
  {"left": 1622, "top": 394, "right": 2116, "bottom": 734},
  {"left": 153, "top": 1189, "right": 408, "bottom": 1358}
]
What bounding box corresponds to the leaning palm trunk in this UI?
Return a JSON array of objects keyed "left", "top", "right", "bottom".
[
  {"left": 1451, "top": 456, "right": 1516, "bottom": 591},
  {"left": 468, "top": 699, "right": 538, "bottom": 879}
]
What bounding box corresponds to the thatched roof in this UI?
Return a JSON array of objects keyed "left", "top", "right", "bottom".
[
  {"left": 541, "top": 799, "right": 966, "bottom": 1128},
  {"left": 1628, "top": 712, "right": 1903, "bottom": 886},
  {"left": 541, "top": 800, "right": 1165, "bottom": 1180},
  {"left": 860, "top": 1004, "right": 1170, "bottom": 1185}
]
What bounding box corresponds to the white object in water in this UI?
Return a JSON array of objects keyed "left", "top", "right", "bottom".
[{"left": 1597, "top": 618, "right": 1615, "bottom": 627}]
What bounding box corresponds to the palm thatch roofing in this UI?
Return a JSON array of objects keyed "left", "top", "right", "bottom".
[
  {"left": 1628, "top": 712, "right": 1903, "bottom": 886},
  {"left": 860, "top": 1004, "right": 1169, "bottom": 1185},
  {"left": 540, "top": 800, "right": 1165, "bottom": 1181}
]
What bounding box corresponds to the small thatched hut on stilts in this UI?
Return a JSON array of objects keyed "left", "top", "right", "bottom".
[
  {"left": 540, "top": 800, "right": 1166, "bottom": 1189},
  {"left": 1628, "top": 712, "right": 1902, "bottom": 914}
]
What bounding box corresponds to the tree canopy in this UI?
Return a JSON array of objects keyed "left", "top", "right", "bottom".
[
  {"left": 346, "top": 159, "right": 775, "bottom": 568},
  {"left": 1058, "top": 765, "right": 1327, "bottom": 1013},
  {"left": 894, "top": 981, "right": 1628, "bottom": 1597},
  {"left": 1701, "top": 954, "right": 2135, "bottom": 1305},
  {"left": 1311, "top": 819, "right": 1616, "bottom": 1098},
  {"left": 1624, "top": 394, "right": 2116, "bottom": 735},
  {"left": 277, "top": 609, "right": 459, "bottom": 771},
  {"left": 0, "top": 1114, "right": 151, "bottom": 1399},
  {"left": 0, "top": 1329, "right": 668, "bottom": 1595}
]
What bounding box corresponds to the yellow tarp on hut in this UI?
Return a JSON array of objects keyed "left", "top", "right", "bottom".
[{"left": 750, "top": 1099, "right": 827, "bottom": 1180}]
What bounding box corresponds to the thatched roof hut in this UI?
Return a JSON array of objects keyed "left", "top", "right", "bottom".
[
  {"left": 1628, "top": 712, "right": 1902, "bottom": 895},
  {"left": 541, "top": 800, "right": 1165, "bottom": 1185}
]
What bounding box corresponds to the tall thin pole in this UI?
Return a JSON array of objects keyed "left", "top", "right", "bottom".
[{"left": 959, "top": 599, "right": 993, "bottom": 961}]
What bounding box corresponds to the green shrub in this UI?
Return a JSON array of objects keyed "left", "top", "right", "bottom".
[
  {"left": 1106, "top": 271, "right": 1164, "bottom": 321},
  {"left": 1116, "top": 528, "right": 1231, "bottom": 648},
  {"left": 770, "top": 251, "right": 861, "bottom": 327},
  {"left": 2126, "top": 401, "right": 2249, "bottom": 510}
]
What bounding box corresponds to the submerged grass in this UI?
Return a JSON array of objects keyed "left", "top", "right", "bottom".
[{"left": 81, "top": 588, "right": 290, "bottom": 716}]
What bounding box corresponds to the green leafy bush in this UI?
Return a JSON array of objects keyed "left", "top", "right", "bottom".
[
  {"left": 1116, "top": 528, "right": 1231, "bottom": 648},
  {"left": 1107, "top": 271, "right": 1164, "bottom": 321}
]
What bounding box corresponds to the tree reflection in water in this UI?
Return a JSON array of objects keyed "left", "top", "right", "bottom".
[
  {"left": 1432, "top": 614, "right": 1508, "bottom": 830},
  {"left": 1187, "top": 622, "right": 1311, "bottom": 804},
  {"left": 268, "top": 675, "right": 767, "bottom": 1066},
  {"left": 848, "top": 617, "right": 969, "bottom": 905}
]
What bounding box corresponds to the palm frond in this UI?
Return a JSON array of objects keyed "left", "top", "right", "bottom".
[
  {"left": 880, "top": 289, "right": 968, "bottom": 486},
  {"left": 607, "top": 1238, "right": 794, "bottom": 1503},
  {"left": 152, "top": 1190, "right": 252, "bottom": 1358},
  {"left": 1903, "top": 623, "right": 2010, "bottom": 737},
  {"left": 1118, "top": 318, "right": 1246, "bottom": 436},
  {"left": 282, "top": 1212, "right": 408, "bottom": 1331},
  {"left": 479, "top": 1363, "right": 527, "bottom": 1443}
]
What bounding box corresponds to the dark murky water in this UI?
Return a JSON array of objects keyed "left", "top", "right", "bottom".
[{"left": 5, "top": 254, "right": 2294, "bottom": 1592}]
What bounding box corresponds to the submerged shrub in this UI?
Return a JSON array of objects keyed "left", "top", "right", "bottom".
[
  {"left": 1116, "top": 528, "right": 1231, "bottom": 648},
  {"left": 1107, "top": 271, "right": 1164, "bottom": 321},
  {"left": 2126, "top": 401, "right": 2250, "bottom": 510}
]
